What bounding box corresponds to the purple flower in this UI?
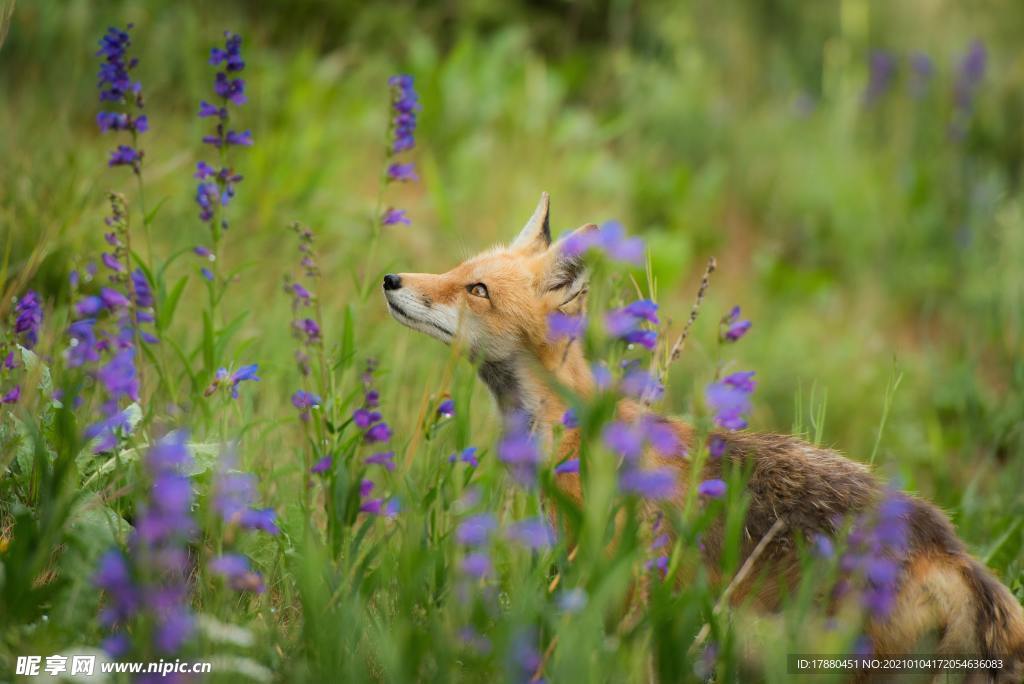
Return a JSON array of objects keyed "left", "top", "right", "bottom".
[
  {"left": 0, "top": 386, "right": 17, "bottom": 405},
  {"left": 214, "top": 71, "right": 247, "bottom": 105},
  {"left": 213, "top": 363, "right": 260, "bottom": 399},
  {"left": 360, "top": 498, "right": 385, "bottom": 515},
  {"left": 561, "top": 408, "right": 578, "bottom": 429},
  {"left": 13, "top": 290, "right": 43, "bottom": 349},
  {"left": 108, "top": 144, "right": 142, "bottom": 169},
  {"left": 722, "top": 305, "right": 751, "bottom": 342},
  {"left": 697, "top": 479, "right": 727, "bottom": 499},
  {"left": 96, "top": 25, "right": 139, "bottom": 102},
  {"left": 644, "top": 418, "right": 683, "bottom": 457},
  {"left": 200, "top": 267, "right": 214, "bottom": 282},
  {"left": 563, "top": 220, "right": 645, "bottom": 265},
  {"left": 437, "top": 398, "right": 455, "bottom": 418},
  {"left": 554, "top": 458, "right": 579, "bottom": 474},
  {"left": 461, "top": 552, "right": 492, "bottom": 579},
  {"left": 382, "top": 208, "right": 411, "bottom": 226},
  {"left": 386, "top": 163, "right": 418, "bottom": 183},
  {"left": 456, "top": 514, "right": 496, "bottom": 546},
  {"left": 225, "top": 129, "right": 253, "bottom": 146},
  {"left": 100, "top": 287, "right": 130, "bottom": 309},
  {"left": 449, "top": 446, "right": 480, "bottom": 467},
  {"left": 603, "top": 421, "right": 645, "bottom": 461},
  {"left": 365, "top": 450, "right": 396, "bottom": 471},
  {"left": 239, "top": 508, "right": 279, "bottom": 535},
  {"left": 96, "top": 348, "right": 140, "bottom": 402},
  {"left": 624, "top": 299, "right": 658, "bottom": 323},
  {"left": 291, "top": 390, "right": 321, "bottom": 421},
  {"left": 96, "top": 24, "right": 147, "bottom": 172},
  {"left": 620, "top": 368, "right": 664, "bottom": 401},
  {"left": 209, "top": 553, "right": 265, "bottom": 593},
  {"left": 364, "top": 422, "right": 393, "bottom": 443},
  {"left": 131, "top": 269, "right": 154, "bottom": 308},
  {"left": 310, "top": 455, "right": 333, "bottom": 475},
  {"left": 813, "top": 534, "right": 834, "bottom": 558},
  {"left": 708, "top": 435, "right": 727, "bottom": 458},
  {"left": 548, "top": 312, "right": 587, "bottom": 342},
  {"left": 94, "top": 549, "right": 139, "bottom": 626},
  {"left": 705, "top": 371, "right": 756, "bottom": 430},
  {"left": 620, "top": 468, "right": 676, "bottom": 500},
  {"left": 507, "top": 517, "right": 555, "bottom": 550},
  {"left": 497, "top": 413, "right": 541, "bottom": 485},
  {"left": 605, "top": 300, "right": 658, "bottom": 349},
  {"left": 209, "top": 32, "right": 245, "bottom": 72},
  {"left": 196, "top": 32, "right": 249, "bottom": 227},
  {"left": 353, "top": 408, "right": 382, "bottom": 428},
  {"left": 295, "top": 317, "right": 320, "bottom": 344},
  {"left": 388, "top": 74, "right": 419, "bottom": 153}
]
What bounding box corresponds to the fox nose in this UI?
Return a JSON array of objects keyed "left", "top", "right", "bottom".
[{"left": 383, "top": 274, "right": 402, "bottom": 291}]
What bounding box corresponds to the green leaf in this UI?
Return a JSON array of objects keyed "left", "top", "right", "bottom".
[
  {"left": 144, "top": 196, "right": 169, "bottom": 226},
  {"left": 202, "top": 310, "right": 215, "bottom": 374},
  {"left": 215, "top": 311, "right": 250, "bottom": 364},
  {"left": 158, "top": 275, "right": 189, "bottom": 331},
  {"left": 335, "top": 304, "right": 356, "bottom": 372}
]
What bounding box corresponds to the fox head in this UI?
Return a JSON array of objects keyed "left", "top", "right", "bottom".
[{"left": 382, "top": 193, "right": 596, "bottom": 368}]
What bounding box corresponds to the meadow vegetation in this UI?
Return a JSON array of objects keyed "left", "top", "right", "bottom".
[{"left": 1, "top": 1, "right": 1022, "bottom": 681}]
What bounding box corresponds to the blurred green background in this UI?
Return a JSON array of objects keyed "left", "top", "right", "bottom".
[{"left": 3, "top": 0, "right": 1023, "bottom": 579}]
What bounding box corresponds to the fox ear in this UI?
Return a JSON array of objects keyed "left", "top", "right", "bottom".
[
  {"left": 542, "top": 223, "right": 598, "bottom": 310},
  {"left": 512, "top": 192, "right": 551, "bottom": 253}
]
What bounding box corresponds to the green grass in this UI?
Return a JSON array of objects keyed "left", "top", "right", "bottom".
[{"left": 1, "top": 1, "right": 1023, "bottom": 681}]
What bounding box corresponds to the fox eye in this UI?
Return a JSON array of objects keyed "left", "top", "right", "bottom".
[{"left": 467, "top": 283, "right": 489, "bottom": 299}]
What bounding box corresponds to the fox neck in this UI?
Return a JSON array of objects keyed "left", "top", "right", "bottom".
[{"left": 478, "top": 340, "right": 594, "bottom": 430}]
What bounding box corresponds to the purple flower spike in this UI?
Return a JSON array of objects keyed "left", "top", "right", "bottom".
[
  {"left": 561, "top": 408, "right": 579, "bottom": 429},
  {"left": 388, "top": 74, "right": 419, "bottom": 154},
  {"left": 697, "top": 479, "right": 727, "bottom": 499},
  {"left": 14, "top": 290, "right": 44, "bottom": 348}
]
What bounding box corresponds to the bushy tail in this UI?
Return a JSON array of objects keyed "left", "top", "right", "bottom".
[{"left": 961, "top": 558, "right": 1024, "bottom": 683}]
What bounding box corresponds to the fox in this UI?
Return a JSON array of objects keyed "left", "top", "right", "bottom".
[{"left": 382, "top": 192, "right": 1024, "bottom": 681}]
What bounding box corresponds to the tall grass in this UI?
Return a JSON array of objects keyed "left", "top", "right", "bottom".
[{"left": 1, "top": 1, "right": 1022, "bottom": 682}]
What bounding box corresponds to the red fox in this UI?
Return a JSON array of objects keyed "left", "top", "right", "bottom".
[{"left": 382, "top": 193, "right": 1024, "bottom": 680}]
